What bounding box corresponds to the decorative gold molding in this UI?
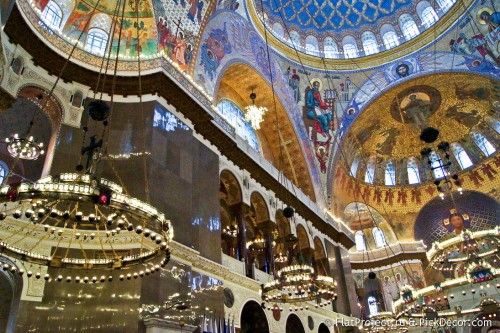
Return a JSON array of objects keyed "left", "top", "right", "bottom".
[{"left": 246, "top": 0, "right": 474, "bottom": 70}]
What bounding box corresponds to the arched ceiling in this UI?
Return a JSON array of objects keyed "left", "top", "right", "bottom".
[
  {"left": 216, "top": 63, "right": 317, "bottom": 201},
  {"left": 342, "top": 72, "right": 498, "bottom": 160}
]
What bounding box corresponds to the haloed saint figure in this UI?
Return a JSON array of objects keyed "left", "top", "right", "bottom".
[{"left": 443, "top": 209, "right": 471, "bottom": 234}]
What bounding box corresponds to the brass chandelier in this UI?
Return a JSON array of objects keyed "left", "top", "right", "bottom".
[{"left": 0, "top": 0, "right": 174, "bottom": 283}]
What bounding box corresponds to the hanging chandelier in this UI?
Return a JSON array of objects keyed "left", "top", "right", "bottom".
[
  {"left": 394, "top": 227, "right": 499, "bottom": 321},
  {"left": 0, "top": 172, "right": 172, "bottom": 281},
  {"left": 245, "top": 92, "right": 267, "bottom": 130},
  {"left": 420, "top": 141, "right": 463, "bottom": 199},
  {"left": 5, "top": 134, "right": 45, "bottom": 160},
  {"left": 261, "top": 263, "right": 337, "bottom": 308}
]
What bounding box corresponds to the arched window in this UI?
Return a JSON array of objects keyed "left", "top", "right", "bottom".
[
  {"left": 436, "top": 0, "right": 455, "bottom": 12},
  {"left": 71, "top": 91, "right": 84, "bottom": 108},
  {"left": 470, "top": 132, "right": 496, "bottom": 157},
  {"left": 217, "top": 99, "right": 261, "bottom": 152},
  {"left": 324, "top": 37, "right": 339, "bottom": 58},
  {"left": 0, "top": 161, "right": 7, "bottom": 186},
  {"left": 305, "top": 35, "right": 319, "bottom": 55},
  {"left": 372, "top": 227, "right": 387, "bottom": 248},
  {"left": 85, "top": 28, "right": 108, "bottom": 55},
  {"left": 289, "top": 31, "right": 301, "bottom": 48},
  {"left": 343, "top": 44, "right": 358, "bottom": 58},
  {"left": 368, "top": 296, "right": 379, "bottom": 316},
  {"left": 343, "top": 36, "right": 358, "bottom": 58},
  {"left": 380, "top": 24, "right": 400, "bottom": 49},
  {"left": 384, "top": 160, "right": 396, "bottom": 186},
  {"left": 420, "top": 6, "right": 439, "bottom": 29},
  {"left": 429, "top": 151, "right": 446, "bottom": 179},
  {"left": 407, "top": 157, "right": 421, "bottom": 184},
  {"left": 40, "top": 1, "right": 63, "bottom": 29},
  {"left": 364, "top": 157, "right": 376, "bottom": 184},
  {"left": 399, "top": 14, "right": 420, "bottom": 41},
  {"left": 485, "top": 116, "right": 500, "bottom": 135},
  {"left": 350, "top": 156, "right": 361, "bottom": 177},
  {"left": 355, "top": 231, "right": 366, "bottom": 252},
  {"left": 272, "top": 22, "right": 285, "bottom": 38},
  {"left": 451, "top": 143, "right": 473, "bottom": 169},
  {"left": 361, "top": 31, "right": 379, "bottom": 56}
]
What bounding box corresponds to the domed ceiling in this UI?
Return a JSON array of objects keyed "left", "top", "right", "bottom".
[
  {"left": 343, "top": 72, "right": 498, "bottom": 159},
  {"left": 262, "top": 0, "right": 413, "bottom": 33}
]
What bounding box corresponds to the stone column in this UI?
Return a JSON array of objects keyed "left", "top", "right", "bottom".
[{"left": 258, "top": 220, "right": 276, "bottom": 274}]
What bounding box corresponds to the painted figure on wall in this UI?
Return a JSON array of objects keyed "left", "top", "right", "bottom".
[
  {"left": 443, "top": 209, "right": 471, "bottom": 234},
  {"left": 286, "top": 68, "right": 301, "bottom": 103},
  {"left": 305, "top": 79, "right": 333, "bottom": 139},
  {"left": 479, "top": 10, "right": 500, "bottom": 32},
  {"left": 450, "top": 32, "right": 499, "bottom": 65},
  {"left": 200, "top": 22, "right": 231, "bottom": 80}
]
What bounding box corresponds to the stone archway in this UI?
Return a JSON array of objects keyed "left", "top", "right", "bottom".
[
  {"left": 240, "top": 300, "right": 269, "bottom": 333},
  {"left": 286, "top": 313, "right": 305, "bottom": 333},
  {"left": 0, "top": 257, "right": 23, "bottom": 332}
]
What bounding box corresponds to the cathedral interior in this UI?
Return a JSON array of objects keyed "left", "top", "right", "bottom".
[{"left": 0, "top": 0, "right": 498, "bottom": 332}]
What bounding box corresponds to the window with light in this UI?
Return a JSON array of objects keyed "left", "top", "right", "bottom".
[
  {"left": 355, "top": 231, "right": 366, "bottom": 252},
  {"left": 407, "top": 157, "right": 421, "bottom": 185},
  {"left": 217, "top": 99, "right": 260, "bottom": 152},
  {"left": 471, "top": 132, "right": 496, "bottom": 157},
  {"left": 400, "top": 15, "right": 420, "bottom": 40},
  {"left": 420, "top": 7, "right": 439, "bottom": 28},
  {"left": 324, "top": 37, "right": 338, "bottom": 58},
  {"left": 362, "top": 32, "right": 379, "bottom": 55},
  {"left": 364, "top": 160, "right": 375, "bottom": 184},
  {"left": 344, "top": 44, "right": 358, "bottom": 58},
  {"left": 373, "top": 227, "right": 387, "bottom": 248},
  {"left": 350, "top": 156, "right": 360, "bottom": 177},
  {"left": 429, "top": 151, "right": 446, "bottom": 179},
  {"left": 40, "top": 1, "right": 63, "bottom": 29},
  {"left": 0, "top": 161, "right": 7, "bottom": 186},
  {"left": 368, "top": 296, "right": 379, "bottom": 316},
  {"left": 85, "top": 28, "right": 108, "bottom": 55},
  {"left": 451, "top": 143, "right": 473, "bottom": 169},
  {"left": 436, "top": 0, "right": 455, "bottom": 12},
  {"left": 384, "top": 160, "right": 396, "bottom": 186}
]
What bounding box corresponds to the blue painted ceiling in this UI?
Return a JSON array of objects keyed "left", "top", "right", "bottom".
[{"left": 262, "top": 0, "right": 413, "bottom": 33}]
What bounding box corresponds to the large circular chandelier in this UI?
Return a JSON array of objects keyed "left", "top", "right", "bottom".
[
  {"left": 5, "top": 134, "right": 45, "bottom": 160},
  {"left": 394, "top": 227, "right": 499, "bottom": 320},
  {"left": 261, "top": 263, "right": 337, "bottom": 309},
  {"left": 0, "top": 172, "right": 172, "bottom": 282}
]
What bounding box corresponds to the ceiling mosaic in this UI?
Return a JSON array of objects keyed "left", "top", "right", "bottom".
[
  {"left": 261, "top": 0, "right": 413, "bottom": 32},
  {"left": 343, "top": 72, "right": 498, "bottom": 159}
]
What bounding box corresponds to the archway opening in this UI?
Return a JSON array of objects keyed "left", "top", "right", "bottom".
[
  {"left": 286, "top": 313, "right": 305, "bottom": 333},
  {"left": 216, "top": 62, "right": 316, "bottom": 201},
  {"left": 240, "top": 300, "right": 269, "bottom": 333}
]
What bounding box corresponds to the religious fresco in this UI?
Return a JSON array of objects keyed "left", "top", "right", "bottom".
[
  {"left": 353, "top": 263, "right": 426, "bottom": 312},
  {"left": 153, "top": 0, "right": 214, "bottom": 71},
  {"left": 343, "top": 202, "right": 385, "bottom": 230},
  {"left": 194, "top": 10, "right": 325, "bottom": 199},
  {"left": 414, "top": 191, "right": 499, "bottom": 247},
  {"left": 340, "top": 72, "right": 497, "bottom": 160},
  {"left": 448, "top": 4, "right": 500, "bottom": 66}
]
